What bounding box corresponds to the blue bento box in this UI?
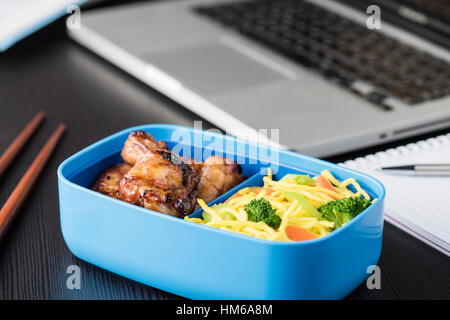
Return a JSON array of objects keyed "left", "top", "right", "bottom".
[{"left": 57, "top": 124, "right": 385, "bottom": 300}]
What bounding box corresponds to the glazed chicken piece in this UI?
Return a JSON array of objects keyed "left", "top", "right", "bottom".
[
  {"left": 91, "top": 163, "right": 132, "bottom": 199},
  {"left": 121, "top": 130, "right": 167, "bottom": 165},
  {"left": 194, "top": 155, "right": 245, "bottom": 204},
  {"left": 92, "top": 131, "right": 245, "bottom": 217},
  {"left": 119, "top": 149, "right": 200, "bottom": 218}
]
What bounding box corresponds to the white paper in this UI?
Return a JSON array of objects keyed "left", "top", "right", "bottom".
[
  {"left": 0, "top": 0, "right": 83, "bottom": 51},
  {"left": 341, "top": 133, "right": 450, "bottom": 256}
]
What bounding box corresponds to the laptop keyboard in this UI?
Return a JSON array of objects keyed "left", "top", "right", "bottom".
[{"left": 194, "top": 0, "right": 450, "bottom": 109}]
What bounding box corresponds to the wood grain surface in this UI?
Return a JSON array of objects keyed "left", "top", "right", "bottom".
[{"left": 0, "top": 6, "right": 448, "bottom": 300}]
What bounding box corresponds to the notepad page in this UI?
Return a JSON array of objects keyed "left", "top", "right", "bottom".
[
  {"left": 0, "top": 0, "right": 82, "bottom": 51},
  {"left": 341, "top": 133, "right": 450, "bottom": 255}
]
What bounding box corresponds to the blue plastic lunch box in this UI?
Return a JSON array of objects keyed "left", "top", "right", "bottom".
[{"left": 57, "top": 124, "right": 385, "bottom": 300}]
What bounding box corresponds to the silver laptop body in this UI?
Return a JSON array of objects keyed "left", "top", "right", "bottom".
[{"left": 68, "top": 0, "right": 450, "bottom": 157}]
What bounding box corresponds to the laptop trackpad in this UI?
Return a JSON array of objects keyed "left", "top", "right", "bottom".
[{"left": 145, "top": 42, "right": 285, "bottom": 95}]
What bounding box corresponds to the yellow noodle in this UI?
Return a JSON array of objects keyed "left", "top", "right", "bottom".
[{"left": 185, "top": 170, "right": 372, "bottom": 241}]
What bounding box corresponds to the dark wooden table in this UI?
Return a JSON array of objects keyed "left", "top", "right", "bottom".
[{"left": 0, "top": 8, "right": 449, "bottom": 300}]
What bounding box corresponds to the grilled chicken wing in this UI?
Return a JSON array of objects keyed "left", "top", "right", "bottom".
[
  {"left": 119, "top": 149, "right": 200, "bottom": 217},
  {"left": 121, "top": 131, "right": 167, "bottom": 165},
  {"left": 91, "top": 163, "right": 132, "bottom": 199},
  {"left": 92, "top": 131, "right": 245, "bottom": 218},
  {"left": 195, "top": 156, "right": 245, "bottom": 204}
]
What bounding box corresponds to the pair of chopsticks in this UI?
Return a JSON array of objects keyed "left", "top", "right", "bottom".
[{"left": 0, "top": 111, "right": 65, "bottom": 241}]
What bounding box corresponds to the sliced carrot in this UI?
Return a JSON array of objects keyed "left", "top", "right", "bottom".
[
  {"left": 285, "top": 225, "right": 317, "bottom": 241},
  {"left": 315, "top": 175, "right": 338, "bottom": 199},
  {"left": 225, "top": 187, "right": 274, "bottom": 203},
  {"left": 225, "top": 192, "right": 242, "bottom": 203},
  {"left": 315, "top": 175, "right": 334, "bottom": 191},
  {"left": 250, "top": 187, "right": 275, "bottom": 195}
]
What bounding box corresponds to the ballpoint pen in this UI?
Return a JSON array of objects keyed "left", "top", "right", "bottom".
[{"left": 380, "top": 164, "right": 450, "bottom": 176}]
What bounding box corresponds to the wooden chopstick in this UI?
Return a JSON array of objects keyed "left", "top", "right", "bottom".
[
  {"left": 0, "top": 111, "right": 45, "bottom": 179},
  {"left": 0, "top": 123, "right": 66, "bottom": 241}
]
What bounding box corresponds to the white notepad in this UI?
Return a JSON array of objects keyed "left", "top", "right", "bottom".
[
  {"left": 0, "top": 0, "right": 85, "bottom": 51},
  {"left": 341, "top": 133, "right": 450, "bottom": 256}
]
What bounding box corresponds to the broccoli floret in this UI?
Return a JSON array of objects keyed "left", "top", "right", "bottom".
[
  {"left": 318, "top": 196, "right": 371, "bottom": 229},
  {"left": 245, "top": 198, "right": 281, "bottom": 230}
]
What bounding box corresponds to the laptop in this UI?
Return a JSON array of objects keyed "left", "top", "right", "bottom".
[{"left": 68, "top": 0, "right": 450, "bottom": 157}]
